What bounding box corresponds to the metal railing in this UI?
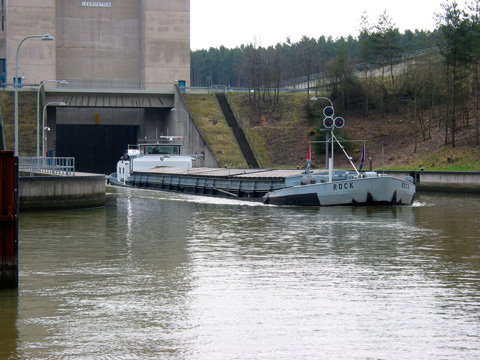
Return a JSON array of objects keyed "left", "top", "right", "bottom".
[
  {"left": 1, "top": 80, "right": 176, "bottom": 92},
  {"left": 19, "top": 157, "right": 75, "bottom": 176},
  {"left": 62, "top": 79, "right": 175, "bottom": 91}
]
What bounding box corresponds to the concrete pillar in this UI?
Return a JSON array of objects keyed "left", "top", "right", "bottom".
[{"left": 140, "top": 0, "right": 190, "bottom": 87}]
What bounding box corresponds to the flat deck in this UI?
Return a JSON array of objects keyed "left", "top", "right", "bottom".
[{"left": 137, "top": 167, "right": 308, "bottom": 179}]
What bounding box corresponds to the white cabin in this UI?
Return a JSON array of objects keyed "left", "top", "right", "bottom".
[{"left": 115, "top": 137, "right": 198, "bottom": 183}]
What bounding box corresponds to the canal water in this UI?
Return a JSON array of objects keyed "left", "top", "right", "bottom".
[{"left": 1, "top": 187, "right": 479, "bottom": 359}]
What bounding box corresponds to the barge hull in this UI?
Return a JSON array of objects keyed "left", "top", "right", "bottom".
[
  {"left": 109, "top": 167, "right": 305, "bottom": 200},
  {"left": 264, "top": 176, "right": 416, "bottom": 206}
]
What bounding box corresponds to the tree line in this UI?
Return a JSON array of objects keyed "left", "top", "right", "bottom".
[{"left": 191, "top": 1, "right": 480, "bottom": 147}]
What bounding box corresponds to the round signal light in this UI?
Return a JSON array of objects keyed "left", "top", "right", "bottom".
[
  {"left": 335, "top": 117, "right": 345, "bottom": 128},
  {"left": 323, "top": 117, "right": 334, "bottom": 128},
  {"left": 323, "top": 106, "right": 334, "bottom": 118}
]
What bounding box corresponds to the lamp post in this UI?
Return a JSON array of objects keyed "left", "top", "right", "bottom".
[
  {"left": 42, "top": 102, "right": 65, "bottom": 157},
  {"left": 37, "top": 79, "right": 68, "bottom": 158},
  {"left": 171, "top": 107, "right": 189, "bottom": 153},
  {"left": 14, "top": 33, "right": 55, "bottom": 156}
]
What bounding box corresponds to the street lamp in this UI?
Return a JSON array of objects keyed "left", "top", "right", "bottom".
[
  {"left": 42, "top": 102, "right": 65, "bottom": 157},
  {"left": 310, "top": 96, "right": 333, "bottom": 107},
  {"left": 171, "top": 107, "right": 189, "bottom": 152},
  {"left": 14, "top": 33, "right": 55, "bottom": 156},
  {"left": 37, "top": 79, "right": 68, "bottom": 157}
]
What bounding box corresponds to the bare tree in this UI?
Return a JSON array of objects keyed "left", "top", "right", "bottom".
[
  {"left": 467, "top": 0, "right": 480, "bottom": 144},
  {"left": 437, "top": 1, "right": 472, "bottom": 147},
  {"left": 358, "top": 12, "right": 373, "bottom": 116},
  {"left": 297, "top": 36, "right": 318, "bottom": 103}
]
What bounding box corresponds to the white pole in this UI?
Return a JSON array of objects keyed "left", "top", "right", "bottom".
[
  {"left": 14, "top": 34, "right": 54, "bottom": 156},
  {"left": 37, "top": 80, "right": 68, "bottom": 158},
  {"left": 329, "top": 129, "right": 334, "bottom": 182},
  {"left": 42, "top": 102, "right": 65, "bottom": 157}
]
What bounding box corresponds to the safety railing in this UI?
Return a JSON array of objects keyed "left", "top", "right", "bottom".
[
  {"left": 2, "top": 80, "right": 176, "bottom": 92},
  {"left": 19, "top": 157, "right": 75, "bottom": 176}
]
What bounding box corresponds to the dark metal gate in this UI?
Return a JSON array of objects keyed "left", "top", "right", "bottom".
[{"left": 56, "top": 125, "right": 138, "bottom": 175}]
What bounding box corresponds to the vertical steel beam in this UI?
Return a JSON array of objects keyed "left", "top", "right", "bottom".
[{"left": 0, "top": 151, "right": 19, "bottom": 289}]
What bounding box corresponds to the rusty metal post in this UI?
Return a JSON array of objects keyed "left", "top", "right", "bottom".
[{"left": 0, "top": 151, "right": 19, "bottom": 289}]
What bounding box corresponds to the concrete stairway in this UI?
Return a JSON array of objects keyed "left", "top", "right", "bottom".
[{"left": 215, "top": 93, "right": 259, "bottom": 168}]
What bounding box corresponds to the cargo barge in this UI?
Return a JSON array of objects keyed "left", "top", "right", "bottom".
[{"left": 108, "top": 104, "right": 416, "bottom": 206}]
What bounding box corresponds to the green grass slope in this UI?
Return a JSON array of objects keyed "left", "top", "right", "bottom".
[
  {"left": 183, "top": 93, "right": 247, "bottom": 168},
  {"left": 1, "top": 91, "right": 38, "bottom": 156}
]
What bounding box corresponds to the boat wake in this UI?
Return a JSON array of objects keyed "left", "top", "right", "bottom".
[
  {"left": 110, "top": 185, "right": 264, "bottom": 207},
  {"left": 411, "top": 201, "right": 434, "bottom": 207}
]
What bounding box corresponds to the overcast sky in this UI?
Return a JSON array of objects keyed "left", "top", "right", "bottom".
[{"left": 190, "top": 0, "right": 445, "bottom": 51}]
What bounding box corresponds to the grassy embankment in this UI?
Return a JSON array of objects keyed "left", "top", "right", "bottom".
[
  {"left": 228, "top": 92, "right": 313, "bottom": 169},
  {"left": 187, "top": 92, "right": 480, "bottom": 171},
  {"left": 1, "top": 91, "right": 38, "bottom": 156},
  {"left": 183, "top": 93, "right": 247, "bottom": 168}
]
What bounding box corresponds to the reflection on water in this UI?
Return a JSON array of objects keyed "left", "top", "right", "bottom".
[
  {"left": 0, "top": 289, "right": 18, "bottom": 359},
  {"left": 1, "top": 189, "right": 479, "bottom": 359}
]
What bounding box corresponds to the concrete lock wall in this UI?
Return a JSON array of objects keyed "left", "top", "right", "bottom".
[
  {"left": 417, "top": 171, "right": 480, "bottom": 186},
  {"left": 19, "top": 176, "right": 106, "bottom": 211},
  {"left": 415, "top": 171, "right": 480, "bottom": 193},
  {"left": 384, "top": 170, "right": 480, "bottom": 193}
]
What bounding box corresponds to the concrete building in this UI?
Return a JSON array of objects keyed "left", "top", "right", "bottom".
[
  {"left": 0, "top": 0, "right": 190, "bottom": 88},
  {"left": 0, "top": 1, "right": 219, "bottom": 174}
]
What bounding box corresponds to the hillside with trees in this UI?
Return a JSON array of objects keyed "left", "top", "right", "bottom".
[{"left": 190, "top": 1, "right": 480, "bottom": 159}]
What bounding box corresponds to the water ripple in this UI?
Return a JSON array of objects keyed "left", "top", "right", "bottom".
[{"left": 3, "top": 190, "right": 479, "bottom": 359}]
